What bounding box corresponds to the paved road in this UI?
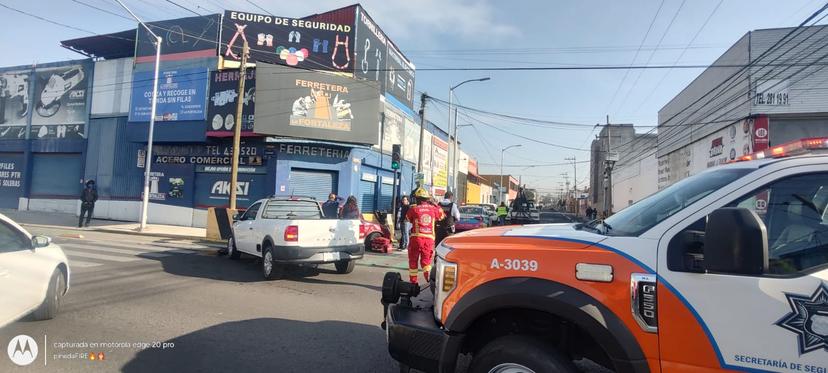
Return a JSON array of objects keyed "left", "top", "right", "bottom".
[{"left": 1, "top": 226, "right": 405, "bottom": 373}]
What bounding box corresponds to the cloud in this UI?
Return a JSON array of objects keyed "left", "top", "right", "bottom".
[{"left": 248, "top": 0, "right": 519, "bottom": 42}]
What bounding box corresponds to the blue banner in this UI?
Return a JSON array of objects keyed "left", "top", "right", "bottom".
[
  {"left": 129, "top": 68, "right": 208, "bottom": 122},
  {"left": 194, "top": 172, "right": 268, "bottom": 209}
]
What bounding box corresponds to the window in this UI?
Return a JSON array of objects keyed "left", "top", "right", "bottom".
[
  {"left": 0, "top": 222, "right": 29, "bottom": 252},
  {"left": 241, "top": 202, "right": 261, "bottom": 221},
  {"left": 261, "top": 201, "right": 321, "bottom": 220},
  {"left": 602, "top": 168, "right": 752, "bottom": 236},
  {"left": 729, "top": 173, "right": 828, "bottom": 275}
]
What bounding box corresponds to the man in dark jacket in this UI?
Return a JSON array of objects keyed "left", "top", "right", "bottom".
[
  {"left": 321, "top": 193, "right": 340, "bottom": 219},
  {"left": 79, "top": 180, "right": 98, "bottom": 227}
]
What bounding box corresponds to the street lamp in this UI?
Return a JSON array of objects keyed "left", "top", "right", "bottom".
[
  {"left": 500, "top": 144, "right": 521, "bottom": 204},
  {"left": 448, "top": 77, "right": 490, "bottom": 193},
  {"left": 114, "top": 0, "right": 162, "bottom": 231}
]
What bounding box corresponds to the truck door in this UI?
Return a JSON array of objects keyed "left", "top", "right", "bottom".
[
  {"left": 657, "top": 168, "right": 828, "bottom": 372},
  {"left": 235, "top": 202, "right": 261, "bottom": 253}
]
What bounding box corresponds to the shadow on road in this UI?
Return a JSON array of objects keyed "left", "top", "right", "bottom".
[{"left": 121, "top": 318, "right": 396, "bottom": 373}]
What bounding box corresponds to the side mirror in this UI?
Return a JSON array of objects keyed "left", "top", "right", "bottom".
[
  {"left": 32, "top": 235, "right": 51, "bottom": 249},
  {"left": 232, "top": 213, "right": 240, "bottom": 222},
  {"left": 704, "top": 207, "right": 768, "bottom": 275}
]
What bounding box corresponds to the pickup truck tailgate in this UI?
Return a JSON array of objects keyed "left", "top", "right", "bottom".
[{"left": 296, "top": 219, "right": 360, "bottom": 247}]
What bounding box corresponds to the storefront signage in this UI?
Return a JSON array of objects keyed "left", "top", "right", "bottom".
[
  {"left": 753, "top": 79, "right": 789, "bottom": 106},
  {"left": 354, "top": 7, "right": 387, "bottom": 90},
  {"left": 382, "top": 104, "right": 403, "bottom": 153},
  {"left": 222, "top": 10, "right": 354, "bottom": 72},
  {"left": 135, "top": 15, "right": 220, "bottom": 62},
  {"left": 195, "top": 172, "right": 266, "bottom": 209},
  {"left": 384, "top": 43, "right": 415, "bottom": 111},
  {"left": 0, "top": 69, "right": 30, "bottom": 140},
  {"left": 432, "top": 136, "right": 448, "bottom": 188},
  {"left": 403, "top": 118, "right": 419, "bottom": 163},
  {"left": 469, "top": 159, "right": 479, "bottom": 176},
  {"left": 154, "top": 155, "right": 262, "bottom": 166},
  {"left": 0, "top": 153, "right": 23, "bottom": 208},
  {"left": 129, "top": 68, "right": 208, "bottom": 122},
  {"left": 361, "top": 172, "right": 377, "bottom": 182},
  {"left": 31, "top": 63, "right": 91, "bottom": 139},
  {"left": 206, "top": 68, "right": 256, "bottom": 137},
  {"left": 255, "top": 63, "right": 381, "bottom": 144},
  {"left": 144, "top": 163, "right": 194, "bottom": 207},
  {"left": 276, "top": 143, "right": 350, "bottom": 159},
  {"left": 0, "top": 159, "right": 22, "bottom": 188},
  {"left": 195, "top": 165, "right": 266, "bottom": 174}
]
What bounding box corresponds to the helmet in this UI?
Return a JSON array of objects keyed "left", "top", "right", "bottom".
[{"left": 413, "top": 187, "right": 431, "bottom": 199}]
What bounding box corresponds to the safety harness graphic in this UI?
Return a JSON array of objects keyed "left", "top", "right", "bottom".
[
  {"left": 225, "top": 23, "right": 248, "bottom": 60},
  {"left": 332, "top": 34, "right": 350, "bottom": 70}
]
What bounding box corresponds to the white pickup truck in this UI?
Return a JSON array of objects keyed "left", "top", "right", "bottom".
[{"left": 227, "top": 196, "right": 364, "bottom": 280}]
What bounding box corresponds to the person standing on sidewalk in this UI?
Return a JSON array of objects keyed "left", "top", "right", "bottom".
[
  {"left": 79, "top": 180, "right": 98, "bottom": 228},
  {"left": 396, "top": 195, "right": 411, "bottom": 251},
  {"left": 405, "top": 188, "right": 444, "bottom": 285}
]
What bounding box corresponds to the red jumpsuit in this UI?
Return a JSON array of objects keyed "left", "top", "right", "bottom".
[{"left": 405, "top": 202, "right": 445, "bottom": 284}]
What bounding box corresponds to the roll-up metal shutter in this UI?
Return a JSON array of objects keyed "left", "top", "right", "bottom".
[
  {"left": 359, "top": 180, "right": 376, "bottom": 213},
  {"left": 289, "top": 169, "right": 337, "bottom": 202}
]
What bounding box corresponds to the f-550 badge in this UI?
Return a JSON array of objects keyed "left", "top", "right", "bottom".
[{"left": 776, "top": 283, "right": 828, "bottom": 354}]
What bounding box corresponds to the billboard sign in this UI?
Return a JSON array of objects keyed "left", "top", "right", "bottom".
[
  {"left": 384, "top": 43, "right": 415, "bottom": 111},
  {"left": 382, "top": 104, "right": 403, "bottom": 152},
  {"left": 403, "top": 117, "right": 419, "bottom": 163},
  {"left": 222, "top": 10, "right": 354, "bottom": 73},
  {"left": 129, "top": 67, "right": 208, "bottom": 122},
  {"left": 254, "top": 63, "right": 381, "bottom": 144},
  {"left": 144, "top": 163, "right": 194, "bottom": 207},
  {"left": 206, "top": 68, "right": 256, "bottom": 137},
  {"left": 0, "top": 69, "right": 30, "bottom": 139},
  {"left": 31, "top": 63, "right": 91, "bottom": 139},
  {"left": 135, "top": 15, "right": 220, "bottom": 62},
  {"left": 354, "top": 7, "right": 387, "bottom": 86},
  {"left": 432, "top": 136, "right": 448, "bottom": 189}
]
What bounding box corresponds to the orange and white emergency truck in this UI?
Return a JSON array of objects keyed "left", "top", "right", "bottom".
[{"left": 381, "top": 138, "right": 828, "bottom": 373}]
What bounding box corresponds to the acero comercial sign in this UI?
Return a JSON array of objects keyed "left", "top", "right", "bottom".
[{"left": 254, "top": 63, "right": 381, "bottom": 145}]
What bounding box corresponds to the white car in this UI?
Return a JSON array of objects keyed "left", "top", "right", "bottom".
[
  {"left": 0, "top": 213, "right": 70, "bottom": 328},
  {"left": 227, "top": 196, "right": 364, "bottom": 280}
]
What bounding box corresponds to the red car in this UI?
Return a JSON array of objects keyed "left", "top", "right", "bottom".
[{"left": 455, "top": 206, "right": 490, "bottom": 232}]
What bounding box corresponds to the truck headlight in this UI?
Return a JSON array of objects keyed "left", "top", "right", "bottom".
[{"left": 434, "top": 244, "right": 457, "bottom": 323}]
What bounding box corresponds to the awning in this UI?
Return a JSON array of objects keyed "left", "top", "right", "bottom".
[{"left": 61, "top": 29, "right": 136, "bottom": 60}]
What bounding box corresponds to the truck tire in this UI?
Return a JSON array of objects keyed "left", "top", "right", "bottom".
[
  {"left": 228, "top": 236, "right": 240, "bottom": 260},
  {"left": 334, "top": 259, "right": 355, "bottom": 274},
  {"left": 470, "top": 335, "right": 576, "bottom": 373},
  {"left": 262, "top": 245, "right": 284, "bottom": 280},
  {"left": 32, "top": 268, "right": 66, "bottom": 320}
]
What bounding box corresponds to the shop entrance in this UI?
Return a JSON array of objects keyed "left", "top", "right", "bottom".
[{"left": 289, "top": 168, "right": 338, "bottom": 202}]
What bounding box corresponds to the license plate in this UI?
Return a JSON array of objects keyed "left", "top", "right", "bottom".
[{"left": 322, "top": 252, "right": 340, "bottom": 261}]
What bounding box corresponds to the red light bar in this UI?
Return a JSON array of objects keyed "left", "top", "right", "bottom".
[{"left": 727, "top": 137, "right": 828, "bottom": 163}]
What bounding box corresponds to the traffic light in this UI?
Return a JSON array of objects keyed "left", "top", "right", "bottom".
[{"left": 391, "top": 144, "right": 401, "bottom": 170}]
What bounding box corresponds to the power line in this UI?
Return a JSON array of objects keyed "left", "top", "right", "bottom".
[
  {"left": 0, "top": 2, "right": 97, "bottom": 34},
  {"left": 165, "top": 0, "right": 200, "bottom": 16}
]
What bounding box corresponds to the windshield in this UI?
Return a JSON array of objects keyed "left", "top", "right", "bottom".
[
  {"left": 261, "top": 201, "right": 322, "bottom": 219},
  {"left": 601, "top": 168, "right": 752, "bottom": 236},
  {"left": 460, "top": 207, "right": 484, "bottom": 215}
]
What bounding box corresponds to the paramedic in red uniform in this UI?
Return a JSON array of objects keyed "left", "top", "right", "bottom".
[{"left": 405, "top": 187, "right": 445, "bottom": 285}]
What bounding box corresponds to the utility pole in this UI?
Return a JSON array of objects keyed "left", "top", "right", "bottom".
[
  {"left": 417, "top": 93, "right": 427, "bottom": 180},
  {"left": 602, "top": 115, "right": 615, "bottom": 218},
  {"left": 564, "top": 156, "right": 577, "bottom": 216},
  {"left": 229, "top": 41, "right": 248, "bottom": 211},
  {"left": 561, "top": 172, "right": 569, "bottom": 213}
]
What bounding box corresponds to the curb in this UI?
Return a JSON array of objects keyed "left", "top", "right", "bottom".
[{"left": 20, "top": 223, "right": 224, "bottom": 248}]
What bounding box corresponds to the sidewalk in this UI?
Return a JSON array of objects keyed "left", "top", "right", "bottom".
[{"left": 0, "top": 209, "right": 213, "bottom": 242}]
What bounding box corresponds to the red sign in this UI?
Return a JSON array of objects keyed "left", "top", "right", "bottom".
[
  {"left": 752, "top": 115, "right": 770, "bottom": 152},
  {"left": 468, "top": 159, "right": 479, "bottom": 176}
]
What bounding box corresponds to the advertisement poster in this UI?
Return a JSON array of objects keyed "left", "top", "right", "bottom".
[
  {"left": 194, "top": 171, "right": 267, "bottom": 209},
  {"left": 30, "top": 63, "right": 90, "bottom": 139},
  {"left": 255, "top": 63, "right": 381, "bottom": 144},
  {"left": 144, "top": 163, "right": 194, "bottom": 207},
  {"left": 382, "top": 104, "right": 403, "bottom": 152},
  {"left": 135, "top": 15, "right": 220, "bottom": 62},
  {"left": 421, "top": 131, "right": 432, "bottom": 185},
  {"left": 0, "top": 153, "right": 23, "bottom": 208},
  {"left": 206, "top": 69, "right": 256, "bottom": 137},
  {"left": 354, "top": 7, "right": 387, "bottom": 87},
  {"left": 384, "top": 43, "right": 415, "bottom": 111},
  {"left": 403, "top": 117, "right": 419, "bottom": 163},
  {"left": 222, "top": 10, "right": 354, "bottom": 73},
  {"left": 129, "top": 68, "right": 208, "bottom": 122},
  {"left": 0, "top": 70, "right": 30, "bottom": 139},
  {"left": 432, "top": 136, "right": 448, "bottom": 189}
]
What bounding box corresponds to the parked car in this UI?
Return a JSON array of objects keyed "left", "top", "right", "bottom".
[
  {"left": 456, "top": 206, "right": 490, "bottom": 232},
  {"left": 0, "top": 213, "right": 70, "bottom": 328},
  {"left": 227, "top": 196, "right": 364, "bottom": 280},
  {"left": 465, "top": 203, "right": 498, "bottom": 222}
]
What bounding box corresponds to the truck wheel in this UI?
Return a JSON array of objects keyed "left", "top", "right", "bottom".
[
  {"left": 262, "top": 245, "right": 284, "bottom": 280},
  {"left": 228, "top": 236, "right": 240, "bottom": 260},
  {"left": 470, "top": 335, "right": 575, "bottom": 373},
  {"left": 365, "top": 232, "right": 380, "bottom": 251},
  {"left": 33, "top": 268, "right": 66, "bottom": 320},
  {"left": 399, "top": 363, "right": 410, "bottom": 373},
  {"left": 334, "top": 259, "right": 355, "bottom": 274}
]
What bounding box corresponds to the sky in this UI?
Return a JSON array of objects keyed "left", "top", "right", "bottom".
[{"left": 1, "top": 0, "right": 826, "bottom": 196}]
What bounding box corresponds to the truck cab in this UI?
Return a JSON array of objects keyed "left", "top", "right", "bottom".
[{"left": 382, "top": 138, "right": 828, "bottom": 373}]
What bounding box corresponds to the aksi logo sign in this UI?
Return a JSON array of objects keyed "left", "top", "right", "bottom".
[
  {"left": 211, "top": 181, "right": 249, "bottom": 196},
  {"left": 7, "top": 334, "right": 38, "bottom": 366}
]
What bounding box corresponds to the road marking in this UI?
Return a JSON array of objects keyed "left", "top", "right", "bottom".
[
  {"left": 66, "top": 259, "right": 102, "bottom": 268},
  {"left": 64, "top": 249, "right": 139, "bottom": 262},
  {"left": 60, "top": 243, "right": 171, "bottom": 258}
]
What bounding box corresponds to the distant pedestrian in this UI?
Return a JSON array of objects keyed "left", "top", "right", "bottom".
[
  {"left": 496, "top": 202, "right": 509, "bottom": 225},
  {"left": 322, "top": 193, "right": 340, "bottom": 219},
  {"left": 79, "top": 180, "right": 98, "bottom": 228},
  {"left": 396, "top": 196, "right": 411, "bottom": 251},
  {"left": 340, "top": 196, "right": 361, "bottom": 219}
]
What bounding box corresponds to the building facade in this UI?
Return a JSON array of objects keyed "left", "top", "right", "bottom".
[{"left": 589, "top": 123, "right": 636, "bottom": 214}]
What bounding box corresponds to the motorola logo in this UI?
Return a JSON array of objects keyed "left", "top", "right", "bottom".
[{"left": 7, "top": 334, "right": 38, "bottom": 366}]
